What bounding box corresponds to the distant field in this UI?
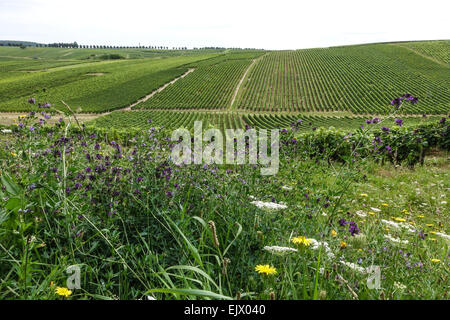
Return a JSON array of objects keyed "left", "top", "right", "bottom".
[
  {"left": 0, "top": 50, "right": 223, "bottom": 112},
  {"left": 0, "top": 41, "right": 448, "bottom": 131},
  {"left": 0, "top": 46, "right": 226, "bottom": 60}
]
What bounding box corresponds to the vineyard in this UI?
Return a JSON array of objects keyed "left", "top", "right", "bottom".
[
  {"left": 0, "top": 46, "right": 227, "bottom": 60},
  {"left": 135, "top": 51, "right": 264, "bottom": 110},
  {"left": 395, "top": 40, "right": 449, "bottom": 65},
  {"left": 235, "top": 42, "right": 449, "bottom": 114},
  {"left": 89, "top": 110, "right": 442, "bottom": 133},
  {"left": 0, "top": 52, "right": 222, "bottom": 112},
  {"left": 0, "top": 41, "right": 448, "bottom": 132}
]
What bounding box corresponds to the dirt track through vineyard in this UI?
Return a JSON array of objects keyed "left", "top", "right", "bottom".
[
  {"left": 229, "top": 56, "right": 263, "bottom": 109},
  {"left": 122, "top": 68, "right": 195, "bottom": 111}
]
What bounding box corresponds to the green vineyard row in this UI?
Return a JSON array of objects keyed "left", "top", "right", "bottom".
[{"left": 89, "top": 110, "right": 443, "bottom": 132}]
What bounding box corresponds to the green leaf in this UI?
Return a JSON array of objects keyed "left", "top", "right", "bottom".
[
  {"left": 166, "top": 265, "right": 219, "bottom": 290},
  {"left": 1, "top": 174, "right": 21, "bottom": 197},
  {"left": 5, "top": 197, "right": 21, "bottom": 212},
  {"left": 146, "top": 288, "right": 233, "bottom": 300},
  {"left": 0, "top": 209, "right": 9, "bottom": 225}
]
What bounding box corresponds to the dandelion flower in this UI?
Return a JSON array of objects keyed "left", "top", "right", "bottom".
[
  {"left": 291, "top": 236, "right": 312, "bottom": 247},
  {"left": 255, "top": 264, "right": 277, "bottom": 275},
  {"left": 55, "top": 287, "right": 72, "bottom": 297},
  {"left": 430, "top": 259, "right": 441, "bottom": 263}
]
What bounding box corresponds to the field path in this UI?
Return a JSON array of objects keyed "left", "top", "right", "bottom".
[
  {"left": 229, "top": 55, "right": 264, "bottom": 110},
  {"left": 120, "top": 68, "right": 195, "bottom": 112}
]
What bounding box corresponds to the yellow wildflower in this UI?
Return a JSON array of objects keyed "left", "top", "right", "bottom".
[
  {"left": 10, "top": 152, "right": 17, "bottom": 157},
  {"left": 430, "top": 259, "right": 441, "bottom": 263},
  {"left": 55, "top": 287, "right": 72, "bottom": 297},
  {"left": 255, "top": 264, "right": 277, "bottom": 275},
  {"left": 425, "top": 224, "right": 433, "bottom": 227},
  {"left": 382, "top": 203, "right": 389, "bottom": 207},
  {"left": 368, "top": 211, "right": 375, "bottom": 215},
  {"left": 291, "top": 236, "right": 312, "bottom": 247},
  {"left": 360, "top": 193, "right": 368, "bottom": 197},
  {"left": 394, "top": 217, "right": 406, "bottom": 222},
  {"left": 417, "top": 215, "right": 425, "bottom": 218},
  {"left": 340, "top": 241, "right": 347, "bottom": 249},
  {"left": 331, "top": 230, "right": 337, "bottom": 237},
  {"left": 19, "top": 115, "right": 26, "bottom": 119}
]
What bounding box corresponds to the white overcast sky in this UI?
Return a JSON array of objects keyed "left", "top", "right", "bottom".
[{"left": 1, "top": 0, "right": 449, "bottom": 50}]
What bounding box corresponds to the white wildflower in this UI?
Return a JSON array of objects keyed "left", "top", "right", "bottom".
[
  {"left": 384, "top": 234, "right": 409, "bottom": 244},
  {"left": 435, "top": 232, "right": 450, "bottom": 241},
  {"left": 1, "top": 129, "right": 12, "bottom": 134},
  {"left": 370, "top": 207, "right": 381, "bottom": 212},
  {"left": 281, "top": 185, "right": 293, "bottom": 191},
  {"left": 251, "top": 201, "right": 287, "bottom": 210},
  {"left": 307, "top": 238, "right": 335, "bottom": 260},
  {"left": 355, "top": 210, "right": 367, "bottom": 217},
  {"left": 340, "top": 261, "right": 367, "bottom": 273},
  {"left": 381, "top": 219, "right": 415, "bottom": 233},
  {"left": 394, "top": 282, "right": 407, "bottom": 290},
  {"left": 264, "top": 246, "right": 298, "bottom": 255}
]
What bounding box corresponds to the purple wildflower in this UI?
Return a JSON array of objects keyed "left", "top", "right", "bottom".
[{"left": 348, "top": 221, "right": 359, "bottom": 236}]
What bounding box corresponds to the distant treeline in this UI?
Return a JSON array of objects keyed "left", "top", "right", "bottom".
[{"left": 0, "top": 40, "right": 262, "bottom": 51}]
